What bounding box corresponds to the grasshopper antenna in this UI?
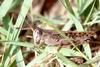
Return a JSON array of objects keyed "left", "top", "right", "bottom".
[{"left": 25, "top": 21, "right": 40, "bottom": 32}]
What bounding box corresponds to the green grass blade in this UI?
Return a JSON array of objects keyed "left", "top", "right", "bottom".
[
  {"left": 0, "top": 0, "right": 14, "bottom": 20},
  {"left": 56, "top": 53, "right": 79, "bottom": 67},
  {"left": 58, "top": 0, "right": 84, "bottom": 31},
  {"left": 77, "top": 0, "right": 84, "bottom": 9},
  {"left": 16, "top": 47, "right": 25, "bottom": 67},
  {"left": 2, "top": 45, "right": 16, "bottom": 67},
  {"left": 79, "top": 0, "right": 93, "bottom": 14},
  {"left": 82, "top": 1, "right": 96, "bottom": 60},
  {"left": 0, "top": 41, "right": 34, "bottom": 48},
  {"left": 83, "top": 43, "right": 92, "bottom": 59},
  {"left": 83, "top": 0, "right": 96, "bottom": 24},
  {"left": 0, "top": 27, "right": 8, "bottom": 36},
  {"left": 62, "top": 20, "right": 74, "bottom": 31},
  {"left": 26, "top": 51, "right": 49, "bottom": 67},
  {"left": 58, "top": 0, "right": 75, "bottom": 16},
  {"left": 70, "top": 14, "right": 84, "bottom": 31},
  {"left": 59, "top": 48, "right": 82, "bottom": 57},
  {"left": 1, "top": 0, "right": 33, "bottom": 66},
  {"left": 84, "top": 53, "right": 100, "bottom": 64},
  {"left": 9, "top": 60, "right": 16, "bottom": 67},
  {"left": 13, "top": 0, "right": 32, "bottom": 66}
]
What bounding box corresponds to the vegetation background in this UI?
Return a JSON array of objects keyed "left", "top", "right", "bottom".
[{"left": 0, "top": 0, "right": 100, "bottom": 67}]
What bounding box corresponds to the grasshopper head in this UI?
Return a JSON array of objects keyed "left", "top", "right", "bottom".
[{"left": 33, "top": 27, "right": 42, "bottom": 44}]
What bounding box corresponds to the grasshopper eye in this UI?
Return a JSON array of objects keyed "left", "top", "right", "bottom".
[
  {"left": 93, "top": 34, "right": 97, "bottom": 39},
  {"left": 33, "top": 29, "right": 42, "bottom": 44}
]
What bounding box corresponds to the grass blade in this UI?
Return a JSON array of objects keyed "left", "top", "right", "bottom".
[
  {"left": 1, "top": 0, "right": 33, "bottom": 66},
  {"left": 59, "top": 48, "right": 82, "bottom": 57},
  {"left": 26, "top": 51, "right": 49, "bottom": 67},
  {"left": 58, "top": 0, "right": 75, "bottom": 16},
  {"left": 56, "top": 53, "right": 79, "bottom": 67},
  {"left": 79, "top": 0, "right": 93, "bottom": 15},
  {"left": 0, "top": 0, "right": 14, "bottom": 20}
]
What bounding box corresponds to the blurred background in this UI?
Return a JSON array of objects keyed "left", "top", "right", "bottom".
[{"left": 0, "top": 0, "right": 100, "bottom": 67}]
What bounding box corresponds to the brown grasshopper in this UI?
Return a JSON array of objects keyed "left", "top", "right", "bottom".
[{"left": 33, "top": 26, "right": 97, "bottom": 46}]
